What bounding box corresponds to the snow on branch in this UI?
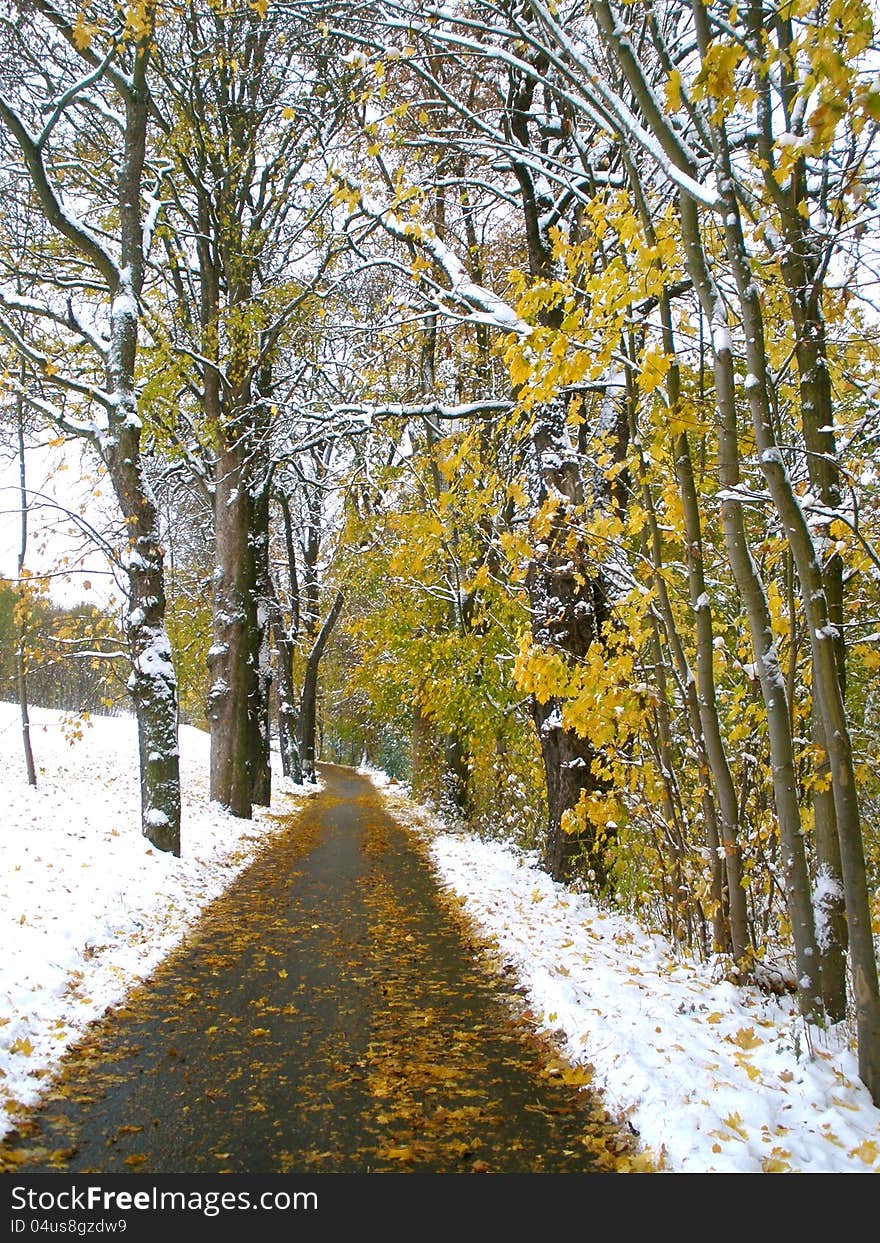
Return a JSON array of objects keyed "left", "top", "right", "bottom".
[
  {"left": 0, "top": 95, "right": 119, "bottom": 288},
  {"left": 0, "top": 307, "right": 113, "bottom": 419},
  {"left": 339, "top": 176, "right": 532, "bottom": 337},
  {"left": 0, "top": 286, "right": 109, "bottom": 361},
  {"left": 323, "top": 398, "right": 515, "bottom": 424}
]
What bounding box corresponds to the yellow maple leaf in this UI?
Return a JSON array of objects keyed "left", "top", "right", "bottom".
[
  {"left": 730, "top": 1026, "right": 762, "bottom": 1050},
  {"left": 722, "top": 1112, "right": 749, "bottom": 1140},
  {"left": 72, "top": 11, "right": 96, "bottom": 51},
  {"left": 560, "top": 1064, "right": 593, "bottom": 1087},
  {"left": 9, "top": 1036, "right": 33, "bottom": 1057},
  {"left": 638, "top": 347, "right": 671, "bottom": 394}
]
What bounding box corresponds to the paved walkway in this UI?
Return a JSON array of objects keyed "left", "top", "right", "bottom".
[{"left": 0, "top": 766, "right": 636, "bottom": 1174}]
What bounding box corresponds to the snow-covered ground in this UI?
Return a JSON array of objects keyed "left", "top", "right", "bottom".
[
  {"left": 372, "top": 771, "right": 880, "bottom": 1174},
  {"left": 0, "top": 702, "right": 318, "bottom": 1128},
  {"left": 1, "top": 702, "right": 878, "bottom": 1173}
]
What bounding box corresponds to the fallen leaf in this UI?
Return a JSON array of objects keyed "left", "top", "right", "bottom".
[
  {"left": 722, "top": 1112, "right": 748, "bottom": 1140},
  {"left": 729, "top": 1026, "right": 762, "bottom": 1050},
  {"left": 848, "top": 1139, "right": 879, "bottom": 1165}
]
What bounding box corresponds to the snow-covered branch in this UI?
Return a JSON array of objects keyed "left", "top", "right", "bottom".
[{"left": 339, "top": 176, "right": 532, "bottom": 336}]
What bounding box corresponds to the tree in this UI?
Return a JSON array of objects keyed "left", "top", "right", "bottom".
[
  {"left": 325, "top": 0, "right": 880, "bottom": 1098},
  {"left": 146, "top": 0, "right": 349, "bottom": 816},
  {"left": 0, "top": 0, "right": 180, "bottom": 853}
]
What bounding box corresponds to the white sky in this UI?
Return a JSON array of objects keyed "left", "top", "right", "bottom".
[
  {"left": 1, "top": 702, "right": 878, "bottom": 1174},
  {"left": 0, "top": 440, "right": 120, "bottom": 609}
]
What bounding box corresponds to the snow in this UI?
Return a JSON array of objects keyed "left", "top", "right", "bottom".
[
  {"left": 712, "top": 323, "right": 733, "bottom": 355},
  {"left": 1, "top": 704, "right": 877, "bottom": 1174},
  {"left": 367, "top": 770, "right": 880, "bottom": 1174},
  {"left": 0, "top": 702, "right": 318, "bottom": 1133}
]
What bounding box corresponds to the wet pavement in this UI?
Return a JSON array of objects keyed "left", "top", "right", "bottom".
[{"left": 0, "top": 766, "right": 639, "bottom": 1174}]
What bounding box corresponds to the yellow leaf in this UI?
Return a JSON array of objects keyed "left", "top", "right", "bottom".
[
  {"left": 72, "top": 12, "right": 96, "bottom": 51},
  {"left": 250, "top": 1027, "right": 270, "bottom": 1037},
  {"left": 848, "top": 1139, "right": 879, "bottom": 1165},
  {"left": 123, "top": 1154, "right": 147, "bottom": 1167},
  {"left": 9, "top": 1036, "right": 33, "bottom": 1056},
  {"left": 730, "top": 1026, "right": 762, "bottom": 1050},
  {"left": 639, "top": 346, "right": 671, "bottom": 393},
  {"left": 385, "top": 1145, "right": 416, "bottom": 1161},
  {"left": 665, "top": 68, "right": 682, "bottom": 111},
  {"left": 722, "top": 1112, "right": 749, "bottom": 1140},
  {"left": 761, "top": 1151, "right": 791, "bottom": 1172},
  {"left": 560, "top": 1064, "right": 593, "bottom": 1087},
  {"left": 706, "top": 1012, "right": 724, "bottom": 1024},
  {"left": 734, "top": 1054, "right": 761, "bottom": 1081}
]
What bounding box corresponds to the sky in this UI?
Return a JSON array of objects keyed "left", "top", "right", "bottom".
[
  {"left": 0, "top": 440, "right": 121, "bottom": 609},
  {"left": 0, "top": 701, "right": 878, "bottom": 1174}
]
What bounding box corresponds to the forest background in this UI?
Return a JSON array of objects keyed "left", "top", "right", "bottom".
[{"left": 1, "top": 0, "right": 880, "bottom": 1114}]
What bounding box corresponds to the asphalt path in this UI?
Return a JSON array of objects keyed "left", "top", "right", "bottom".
[{"left": 0, "top": 765, "right": 638, "bottom": 1174}]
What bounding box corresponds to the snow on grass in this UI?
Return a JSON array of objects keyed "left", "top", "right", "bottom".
[
  {"left": 2, "top": 715, "right": 877, "bottom": 1174},
  {"left": 374, "top": 780, "right": 880, "bottom": 1175},
  {"left": 0, "top": 702, "right": 316, "bottom": 1131}
]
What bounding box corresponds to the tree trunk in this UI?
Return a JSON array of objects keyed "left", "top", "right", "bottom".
[
  {"left": 271, "top": 601, "right": 302, "bottom": 784},
  {"left": 299, "top": 591, "right": 344, "bottom": 783},
  {"left": 411, "top": 703, "right": 441, "bottom": 804},
  {"left": 0, "top": 19, "right": 181, "bottom": 852},
  {"left": 526, "top": 397, "right": 614, "bottom": 888},
  {"left": 717, "top": 174, "right": 880, "bottom": 1100},
  {"left": 673, "top": 428, "right": 751, "bottom": 966},
  {"left": 107, "top": 432, "right": 181, "bottom": 856},
  {"left": 207, "top": 446, "right": 253, "bottom": 818},
  {"left": 748, "top": 7, "right": 850, "bottom": 1015},
  {"left": 679, "top": 191, "right": 821, "bottom": 1019},
  {"left": 107, "top": 49, "right": 181, "bottom": 854},
  {"left": 16, "top": 393, "right": 36, "bottom": 788},
  {"left": 249, "top": 483, "right": 273, "bottom": 806}
]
